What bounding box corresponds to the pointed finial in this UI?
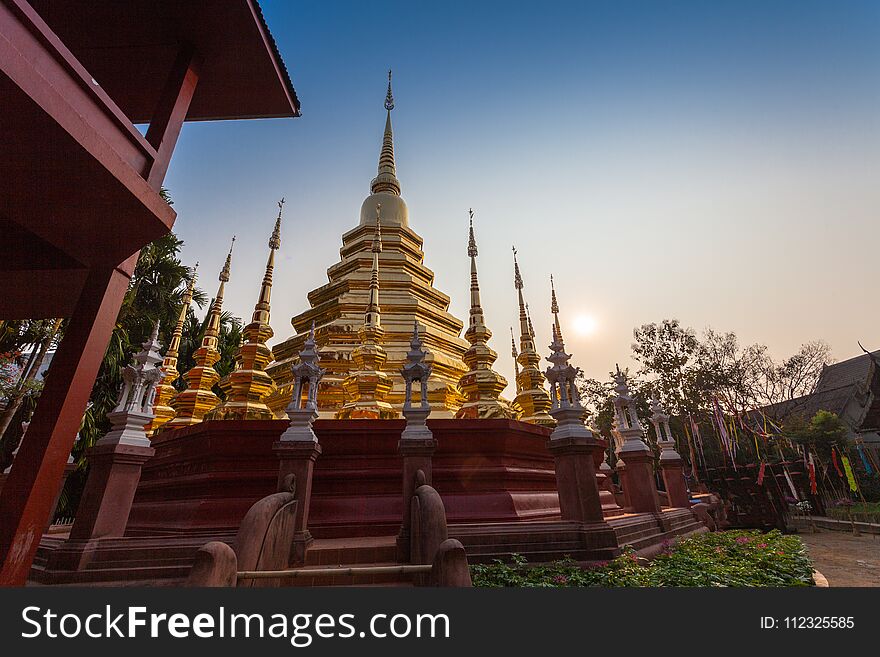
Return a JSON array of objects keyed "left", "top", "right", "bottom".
[
  {"left": 308, "top": 320, "right": 316, "bottom": 342},
  {"left": 512, "top": 246, "right": 523, "bottom": 290},
  {"left": 467, "top": 208, "right": 478, "bottom": 258},
  {"left": 269, "top": 198, "right": 284, "bottom": 250},
  {"left": 410, "top": 320, "right": 422, "bottom": 350},
  {"left": 385, "top": 69, "right": 394, "bottom": 111},
  {"left": 220, "top": 236, "right": 235, "bottom": 282},
  {"left": 510, "top": 327, "right": 518, "bottom": 358},
  {"left": 526, "top": 302, "right": 535, "bottom": 338},
  {"left": 373, "top": 204, "right": 383, "bottom": 253},
  {"left": 550, "top": 274, "right": 565, "bottom": 344},
  {"left": 187, "top": 262, "right": 199, "bottom": 296}
]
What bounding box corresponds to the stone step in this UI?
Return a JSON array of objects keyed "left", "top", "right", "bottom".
[{"left": 305, "top": 537, "right": 398, "bottom": 567}]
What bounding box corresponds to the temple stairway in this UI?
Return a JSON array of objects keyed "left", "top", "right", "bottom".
[{"left": 30, "top": 507, "right": 705, "bottom": 585}]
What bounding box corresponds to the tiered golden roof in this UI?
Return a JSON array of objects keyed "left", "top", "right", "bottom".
[
  {"left": 266, "top": 72, "right": 469, "bottom": 418},
  {"left": 336, "top": 209, "right": 398, "bottom": 419},
  {"left": 511, "top": 248, "right": 555, "bottom": 426},
  {"left": 455, "top": 210, "right": 515, "bottom": 419},
  {"left": 165, "top": 237, "right": 235, "bottom": 429},
  {"left": 207, "top": 202, "right": 284, "bottom": 420},
  {"left": 147, "top": 263, "right": 198, "bottom": 435}
]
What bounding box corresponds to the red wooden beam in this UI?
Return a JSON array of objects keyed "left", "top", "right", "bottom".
[
  {"left": 0, "top": 255, "right": 136, "bottom": 585},
  {"left": 145, "top": 45, "right": 201, "bottom": 189}
]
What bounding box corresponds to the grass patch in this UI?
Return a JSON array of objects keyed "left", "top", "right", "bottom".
[{"left": 471, "top": 530, "right": 814, "bottom": 587}]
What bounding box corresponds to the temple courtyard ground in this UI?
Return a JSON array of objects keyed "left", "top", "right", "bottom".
[{"left": 797, "top": 530, "right": 880, "bottom": 587}]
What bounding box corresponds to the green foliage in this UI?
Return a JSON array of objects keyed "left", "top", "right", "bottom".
[
  {"left": 786, "top": 410, "right": 848, "bottom": 462},
  {"left": 471, "top": 530, "right": 814, "bottom": 587}
]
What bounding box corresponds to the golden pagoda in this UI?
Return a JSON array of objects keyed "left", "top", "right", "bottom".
[
  {"left": 207, "top": 202, "right": 284, "bottom": 420},
  {"left": 165, "top": 237, "right": 235, "bottom": 429},
  {"left": 455, "top": 210, "right": 516, "bottom": 419},
  {"left": 335, "top": 209, "right": 398, "bottom": 419},
  {"left": 147, "top": 263, "right": 198, "bottom": 435},
  {"left": 267, "top": 71, "right": 469, "bottom": 418},
  {"left": 511, "top": 247, "right": 555, "bottom": 426}
]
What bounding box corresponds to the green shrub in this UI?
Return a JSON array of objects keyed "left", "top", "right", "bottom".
[{"left": 471, "top": 530, "right": 814, "bottom": 587}]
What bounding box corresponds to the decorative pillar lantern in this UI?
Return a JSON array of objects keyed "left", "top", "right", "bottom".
[
  {"left": 649, "top": 397, "right": 690, "bottom": 508},
  {"left": 544, "top": 325, "right": 608, "bottom": 525},
  {"left": 397, "top": 322, "right": 437, "bottom": 561},
  {"left": 69, "top": 324, "right": 164, "bottom": 543},
  {"left": 611, "top": 367, "right": 661, "bottom": 514},
  {"left": 273, "top": 321, "right": 325, "bottom": 564}
]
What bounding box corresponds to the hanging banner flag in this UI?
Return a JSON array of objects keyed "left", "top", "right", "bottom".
[
  {"left": 808, "top": 453, "right": 818, "bottom": 495},
  {"left": 689, "top": 415, "right": 706, "bottom": 467},
  {"left": 841, "top": 455, "right": 858, "bottom": 493},
  {"left": 857, "top": 444, "right": 874, "bottom": 476},
  {"left": 712, "top": 398, "right": 735, "bottom": 469},
  {"left": 783, "top": 468, "right": 799, "bottom": 500},
  {"left": 757, "top": 461, "right": 766, "bottom": 486},
  {"left": 832, "top": 448, "right": 843, "bottom": 477}
]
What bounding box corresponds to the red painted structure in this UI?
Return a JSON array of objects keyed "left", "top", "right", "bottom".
[
  {"left": 28, "top": 418, "right": 704, "bottom": 584},
  {"left": 0, "top": 0, "right": 298, "bottom": 585},
  {"left": 127, "top": 419, "right": 567, "bottom": 537}
]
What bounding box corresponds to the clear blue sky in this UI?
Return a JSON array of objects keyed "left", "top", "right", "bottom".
[{"left": 163, "top": 0, "right": 880, "bottom": 392}]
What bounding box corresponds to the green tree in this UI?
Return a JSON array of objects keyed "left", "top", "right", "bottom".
[{"left": 787, "top": 410, "right": 848, "bottom": 463}]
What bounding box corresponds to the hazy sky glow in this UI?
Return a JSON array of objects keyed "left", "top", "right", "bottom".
[{"left": 163, "top": 0, "right": 880, "bottom": 394}]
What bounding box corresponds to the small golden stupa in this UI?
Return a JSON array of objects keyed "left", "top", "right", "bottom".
[
  {"left": 335, "top": 208, "right": 399, "bottom": 419},
  {"left": 455, "top": 209, "right": 516, "bottom": 419},
  {"left": 207, "top": 202, "right": 284, "bottom": 420},
  {"left": 511, "top": 248, "right": 555, "bottom": 426},
  {"left": 147, "top": 263, "right": 198, "bottom": 435},
  {"left": 164, "top": 237, "right": 235, "bottom": 429}
]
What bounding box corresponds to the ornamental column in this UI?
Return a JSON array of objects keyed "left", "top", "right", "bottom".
[
  {"left": 274, "top": 322, "right": 326, "bottom": 564},
  {"left": 649, "top": 397, "right": 690, "bottom": 508},
  {"left": 69, "top": 324, "right": 164, "bottom": 542},
  {"left": 611, "top": 368, "right": 661, "bottom": 514},
  {"left": 544, "top": 310, "right": 607, "bottom": 525},
  {"left": 397, "top": 322, "right": 437, "bottom": 561}
]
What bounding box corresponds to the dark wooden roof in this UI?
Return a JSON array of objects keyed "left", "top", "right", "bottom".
[
  {"left": 28, "top": 0, "right": 300, "bottom": 121},
  {"left": 760, "top": 350, "right": 880, "bottom": 429}
]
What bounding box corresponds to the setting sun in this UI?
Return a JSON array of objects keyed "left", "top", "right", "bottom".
[{"left": 573, "top": 314, "right": 598, "bottom": 336}]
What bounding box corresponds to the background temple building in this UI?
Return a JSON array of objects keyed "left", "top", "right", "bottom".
[
  {"left": 266, "top": 73, "right": 471, "bottom": 418},
  {"left": 760, "top": 349, "right": 880, "bottom": 465}
]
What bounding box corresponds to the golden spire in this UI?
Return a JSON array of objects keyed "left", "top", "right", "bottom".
[
  {"left": 370, "top": 70, "right": 401, "bottom": 196},
  {"left": 336, "top": 206, "right": 398, "bottom": 419},
  {"left": 510, "top": 326, "right": 520, "bottom": 388},
  {"left": 467, "top": 209, "right": 483, "bottom": 328},
  {"left": 209, "top": 202, "right": 285, "bottom": 420},
  {"left": 550, "top": 274, "right": 562, "bottom": 342},
  {"left": 148, "top": 262, "right": 198, "bottom": 435},
  {"left": 455, "top": 209, "right": 514, "bottom": 419},
  {"left": 365, "top": 203, "right": 383, "bottom": 327},
  {"left": 511, "top": 247, "right": 554, "bottom": 426},
  {"left": 166, "top": 237, "right": 235, "bottom": 429}
]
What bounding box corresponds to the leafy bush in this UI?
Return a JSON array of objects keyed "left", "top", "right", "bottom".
[{"left": 471, "top": 530, "right": 814, "bottom": 587}]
